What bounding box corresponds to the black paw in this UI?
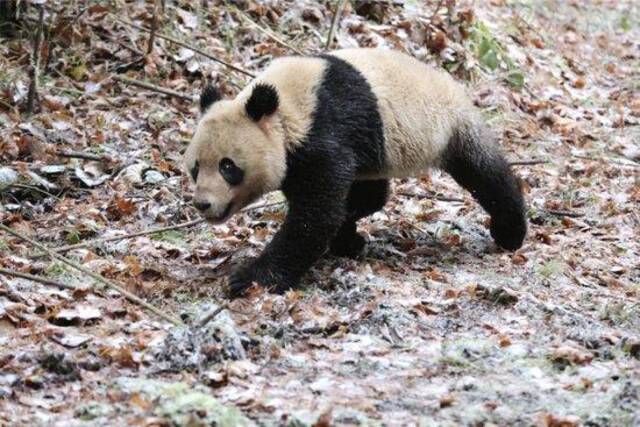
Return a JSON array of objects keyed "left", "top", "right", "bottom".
[
  {"left": 228, "top": 261, "right": 260, "bottom": 298},
  {"left": 490, "top": 214, "right": 527, "bottom": 251},
  {"left": 227, "top": 259, "right": 295, "bottom": 298},
  {"left": 330, "top": 231, "right": 366, "bottom": 258}
]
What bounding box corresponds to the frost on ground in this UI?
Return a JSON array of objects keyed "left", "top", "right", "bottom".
[{"left": 1, "top": 0, "right": 639, "bottom": 425}]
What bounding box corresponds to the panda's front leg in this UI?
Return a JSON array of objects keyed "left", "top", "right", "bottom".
[{"left": 228, "top": 161, "right": 353, "bottom": 298}]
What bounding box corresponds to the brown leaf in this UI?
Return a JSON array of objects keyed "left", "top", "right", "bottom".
[
  {"left": 427, "top": 29, "right": 448, "bottom": 53},
  {"left": 124, "top": 255, "right": 143, "bottom": 276},
  {"left": 551, "top": 346, "right": 593, "bottom": 366}
]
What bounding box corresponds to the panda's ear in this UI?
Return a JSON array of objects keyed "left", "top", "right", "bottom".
[
  {"left": 245, "top": 83, "right": 279, "bottom": 122},
  {"left": 200, "top": 84, "right": 221, "bottom": 113}
]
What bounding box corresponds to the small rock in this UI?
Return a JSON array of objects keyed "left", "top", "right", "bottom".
[
  {"left": 154, "top": 304, "right": 246, "bottom": 371},
  {"left": 116, "top": 162, "right": 148, "bottom": 186},
  {"left": 475, "top": 285, "right": 519, "bottom": 306},
  {"left": 0, "top": 167, "right": 18, "bottom": 190},
  {"left": 143, "top": 169, "right": 165, "bottom": 184}
]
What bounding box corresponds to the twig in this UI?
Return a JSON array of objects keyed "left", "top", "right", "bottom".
[
  {"left": 573, "top": 155, "right": 640, "bottom": 168},
  {"left": 112, "top": 15, "right": 255, "bottom": 78},
  {"left": 147, "top": 0, "right": 160, "bottom": 56},
  {"left": 58, "top": 150, "right": 107, "bottom": 162},
  {"left": 509, "top": 159, "right": 550, "bottom": 166},
  {"left": 396, "top": 191, "right": 465, "bottom": 203},
  {"left": 428, "top": 0, "right": 446, "bottom": 23},
  {"left": 547, "top": 209, "right": 584, "bottom": 218},
  {"left": 0, "top": 267, "right": 76, "bottom": 291},
  {"left": 53, "top": 200, "right": 286, "bottom": 253},
  {"left": 0, "top": 223, "right": 184, "bottom": 326},
  {"left": 25, "top": 4, "right": 45, "bottom": 114},
  {"left": 112, "top": 75, "right": 194, "bottom": 101},
  {"left": 325, "top": 0, "right": 347, "bottom": 50},
  {"left": 0, "top": 97, "right": 18, "bottom": 113},
  {"left": 6, "top": 183, "right": 61, "bottom": 200},
  {"left": 196, "top": 302, "right": 229, "bottom": 327},
  {"left": 54, "top": 219, "right": 205, "bottom": 253},
  {"left": 226, "top": 2, "right": 304, "bottom": 56}
]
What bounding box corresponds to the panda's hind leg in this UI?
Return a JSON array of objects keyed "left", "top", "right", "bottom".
[
  {"left": 441, "top": 124, "right": 527, "bottom": 250},
  {"left": 330, "top": 179, "right": 389, "bottom": 257}
]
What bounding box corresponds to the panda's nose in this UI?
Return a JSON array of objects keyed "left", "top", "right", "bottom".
[{"left": 194, "top": 201, "right": 211, "bottom": 212}]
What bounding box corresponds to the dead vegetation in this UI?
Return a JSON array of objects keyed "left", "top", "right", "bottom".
[{"left": 1, "top": 0, "right": 639, "bottom": 425}]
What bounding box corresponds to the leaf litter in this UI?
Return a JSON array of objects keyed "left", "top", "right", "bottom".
[{"left": 1, "top": 0, "right": 639, "bottom": 425}]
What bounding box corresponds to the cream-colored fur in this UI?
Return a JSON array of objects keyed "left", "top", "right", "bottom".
[
  {"left": 330, "top": 48, "right": 476, "bottom": 179},
  {"left": 185, "top": 49, "right": 477, "bottom": 219},
  {"left": 184, "top": 57, "right": 325, "bottom": 221}
]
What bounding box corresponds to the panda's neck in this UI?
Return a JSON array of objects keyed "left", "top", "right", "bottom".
[{"left": 277, "top": 106, "right": 309, "bottom": 151}]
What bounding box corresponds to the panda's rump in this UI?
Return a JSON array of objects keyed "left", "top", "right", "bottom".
[{"left": 330, "top": 49, "right": 475, "bottom": 178}]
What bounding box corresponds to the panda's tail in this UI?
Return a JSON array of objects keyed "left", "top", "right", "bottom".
[{"left": 440, "top": 122, "right": 527, "bottom": 251}]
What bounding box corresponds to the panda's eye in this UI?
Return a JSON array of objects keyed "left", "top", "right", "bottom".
[
  {"left": 190, "top": 161, "right": 199, "bottom": 182},
  {"left": 219, "top": 157, "right": 244, "bottom": 186}
]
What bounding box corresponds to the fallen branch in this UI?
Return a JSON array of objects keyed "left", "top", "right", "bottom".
[
  {"left": 326, "top": 0, "right": 347, "bottom": 50},
  {"left": 112, "top": 75, "right": 194, "bottom": 101},
  {"left": 196, "top": 302, "right": 229, "bottom": 328},
  {"left": 58, "top": 150, "right": 107, "bottom": 162},
  {"left": 147, "top": 0, "right": 160, "bottom": 56},
  {"left": 112, "top": 15, "right": 255, "bottom": 78},
  {"left": 547, "top": 209, "right": 585, "bottom": 218},
  {"left": 509, "top": 159, "right": 550, "bottom": 166},
  {"left": 53, "top": 200, "right": 286, "bottom": 253},
  {"left": 226, "top": 2, "right": 304, "bottom": 56},
  {"left": 0, "top": 267, "right": 77, "bottom": 291},
  {"left": 0, "top": 223, "right": 184, "bottom": 326},
  {"left": 396, "top": 191, "right": 465, "bottom": 203},
  {"left": 25, "top": 4, "right": 45, "bottom": 114},
  {"left": 573, "top": 154, "right": 640, "bottom": 168},
  {"left": 428, "top": 0, "right": 446, "bottom": 23},
  {"left": 54, "top": 218, "right": 205, "bottom": 253}
]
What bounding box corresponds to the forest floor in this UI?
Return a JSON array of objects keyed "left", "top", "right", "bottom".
[{"left": 1, "top": 0, "right": 639, "bottom": 426}]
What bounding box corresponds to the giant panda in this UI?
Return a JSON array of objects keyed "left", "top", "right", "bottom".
[{"left": 184, "top": 48, "right": 527, "bottom": 298}]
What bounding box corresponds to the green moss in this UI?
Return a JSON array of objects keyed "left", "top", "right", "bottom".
[
  {"left": 45, "top": 262, "right": 68, "bottom": 277},
  {"left": 115, "top": 378, "right": 252, "bottom": 427},
  {"left": 470, "top": 21, "right": 524, "bottom": 89},
  {"left": 536, "top": 260, "right": 565, "bottom": 279},
  {"left": 150, "top": 229, "right": 185, "bottom": 244}
]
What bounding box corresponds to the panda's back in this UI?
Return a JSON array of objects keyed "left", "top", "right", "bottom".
[
  {"left": 254, "top": 49, "right": 477, "bottom": 178},
  {"left": 329, "top": 48, "right": 475, "bottom": 177}
]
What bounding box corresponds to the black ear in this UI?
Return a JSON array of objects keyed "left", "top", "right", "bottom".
[
  {"left": 245, "top": 83, "right": 279, "bottom": 121},
  {"left": 200, "top": 84, "right": 221, "bottom": 113}
]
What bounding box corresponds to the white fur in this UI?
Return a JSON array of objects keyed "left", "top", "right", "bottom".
[{"left": 330, "top": 48, "right": 476, "bottom": 179}]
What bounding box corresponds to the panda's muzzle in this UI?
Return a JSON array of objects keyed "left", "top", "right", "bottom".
[{"left": 199, "top": 201, "right": 234, "bottom": 223}]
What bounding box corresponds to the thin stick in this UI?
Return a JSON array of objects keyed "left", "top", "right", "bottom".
[
  {"left": 196, "top": 302, "right": 229, "bottom": 327},
  {"left": 396, "top": 191, "right": 465, "bottom": 203},
  {"left": 112, "top": 15, "right": 255, "bottom": 78},
  {"left": 428, "top": 0, "right": 446, "bottom": 23},
  {"left": 53, "top": 200, "right": 286, "bottom": 253},
  {"left": 509, "top": 159, "right": 550, "bottom": 166},
  {"left": 112, "top": 75, "right": 194, "bottom": 101},
  {"left": 6, "top": 183, "right": 60, "bottom": 200},
  {"left": 25, "top": 4, "right": 44, "bottom": 114},
  {"left": 547, "top": 209, "right": 584, "bottom": 218},
  {"left": 147, "top": 0, "right": 160, "bottom": 56},
  {"left": 0, "top": 224, "right": 184, "bottom": 326},
  {"left": 0, "top": 267, "right": 77, "bottom": 291},
  {"left": 573, "top": 155, "right": 640, "bottom": 168},
  {"left": 226, "top": 2, "right": 304, "bottom": 56},
  {"left": 55, "top": 219, "right": 205, "bottom": 253},
  {"left": 325, "top": 0, "right": 347, "bottom": 50},
  {"left": 58, "top": 150, "right": 107, "bottom": 162}
]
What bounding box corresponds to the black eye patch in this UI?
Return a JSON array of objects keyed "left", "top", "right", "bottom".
[
  {"left": 219, "top": 158, "right": 244, "bottom": 186},
  {"left": 191, "top": 160, "right": 199, "bottom": 182}
]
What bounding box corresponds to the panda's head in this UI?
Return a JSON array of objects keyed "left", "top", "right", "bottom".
[{"left": 184, "top": 83, "right": 286, "bottom": 223}]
